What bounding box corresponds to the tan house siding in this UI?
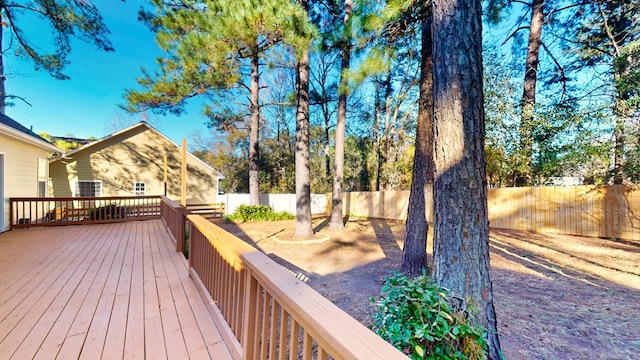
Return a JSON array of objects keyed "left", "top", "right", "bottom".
[
  {"left": 49, "top": 123, "right": 219, "bottom": 204},
  {"left": 0, "top": 135, "right": 54, "bottom": 231}
]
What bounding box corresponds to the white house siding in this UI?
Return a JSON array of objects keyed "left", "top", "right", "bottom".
[{"left": 0, "top": 135, "right": 53, "bottom": 231}]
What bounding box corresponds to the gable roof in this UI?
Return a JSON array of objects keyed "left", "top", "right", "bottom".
[
  {"left": 0, "top": 113, "right": 61, "bottom": 152},
  {"left": 57, "top": 121, "right": 223, "bottom": 178}
]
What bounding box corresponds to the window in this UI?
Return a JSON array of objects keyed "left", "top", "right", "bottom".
[
  {"left": 38, "top": 182, "right": 46, "bottom": 198},
  {"left": 75, "top": 180, "right": 102, "bottom": 197},
  {"left": 134, "top": 182, "right": 146, "bottom": 196},
  {"left": 37, "top": 158, "right": 48, "bottom": 197}
]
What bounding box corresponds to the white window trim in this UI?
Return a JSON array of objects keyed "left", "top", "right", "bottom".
[
  {"left": 37, "top": 158, "right": 48, "bottom": 197},
  {"left": 133, "top": 182, "right": 146, "bottom": 196},
  {"left": 74, "top": 180, "right": 103, "bottom": 197}
]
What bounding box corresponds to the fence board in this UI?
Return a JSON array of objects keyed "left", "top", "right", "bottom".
[{"left": 331, "top": 185, "right": 640, "bottom": 241}]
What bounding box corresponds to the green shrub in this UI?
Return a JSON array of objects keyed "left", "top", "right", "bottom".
[
  {"left": 225, "top": 204, "right": 294, "bottom": 222},
  {"left": 371, "top": 271, "right": 488, "bottom": 360}
]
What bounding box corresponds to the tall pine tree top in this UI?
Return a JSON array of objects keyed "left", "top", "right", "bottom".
[{"left": 125, "top": 0, "right": 315, "bottom": 116}]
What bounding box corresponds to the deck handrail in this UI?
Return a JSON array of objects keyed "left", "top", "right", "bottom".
[
  {"left": 186, "top": 202, "right": 226, "bottom": 219},
  {"left": 160, "top": 196, "right": 188, "bottom": 253},
  {"left": 9, "top": 196, "right": 162, "bottom": 230},
  {"left": 184, "top": 213, "right": 407, "bottom": 360}
]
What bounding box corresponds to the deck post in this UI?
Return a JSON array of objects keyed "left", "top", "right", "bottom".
[
  {"left": 9, "top": 199, "right": 14, "bottom": 230},
  {"left": 164, "top": 154, "right": 168, "bottom": 196},
  {"left": 177, "top": 206, "right": 187, "bottom": 254},
  {"left": 241, "top": 271, "right": 258, "bottom": 360},
  {"left": 187, "top": 220, "right": 194, "bottom": 270},
  {"left": 181, "top": 139, "right": 187, "bottom": 206}
]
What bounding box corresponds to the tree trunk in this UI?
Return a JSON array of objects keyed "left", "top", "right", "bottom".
[
  {"left": 374, "top": 76, "right": 382, "bottom": 191},
  {"left": 401, "top": 17, "right": 433, "bottom": 277},
  {"left": 381, "top": 69, "right": 392, "bottom": 190},
  {"left": 518, "top": 0, "right": 544, "bottom": 186},
  {"left": 606, "top": 6, "right": 627, "bottom": 185},
  {"left": 431, "top": 0, "right": 502, "bottom": 357},
  {"left": 294, "top": 3, "right": 313, "bottom": 237},
  {"left": 324, "top": 122, "right": 331, "bottom": 178},
  {"left": 249, "top": 50, "right": 261, "bottom": 206},
  {"left": 329, "top": 0, "right": 353, "bottom": 231},
  {"left": 612, "top": 51, "right": 627, "bottom": 185},
  {"left": 613, "top": 116, "right": 625, "bottom": 184}
]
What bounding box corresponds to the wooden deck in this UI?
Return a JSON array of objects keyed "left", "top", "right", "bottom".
[{"left": 0, "top": 220, "right": 233, "bottom": 360}]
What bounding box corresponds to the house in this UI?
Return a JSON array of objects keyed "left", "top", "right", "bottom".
[
  {"left": 49, "top": 121, "right": 222, "bottom": 204},
  {"left": 0, "top": 114, "right": 61, "bottom": 231}
]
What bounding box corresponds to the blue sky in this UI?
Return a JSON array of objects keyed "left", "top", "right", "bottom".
[{"left": 4, "top": 0, "right": 209, "bottom": 146}]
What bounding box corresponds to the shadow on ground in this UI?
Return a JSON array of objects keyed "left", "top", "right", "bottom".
[{"left": 214, "top": 217, "right": 640, "bottom": 360}]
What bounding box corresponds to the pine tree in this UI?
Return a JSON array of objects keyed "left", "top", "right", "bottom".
[
  {"left": 125, "top": 0, "right": 313, "bottom": 205},
  {"left": 0, "top": 1, "right": 113, "bottom": 113},
  {"left": 485, "top": 0, "right": 573, "bottom": 186},
  {"left": 294, "top": 0, "right": 315, "bottom": 237},
  {"left": 329, "top": 0, "right": 354, "bottom": 230},
  {"left": 401, "top": 13, "right": 432, "bottom": 277},
  {"left": 431, "top": 0, "right": 502, "bottom": 357},
  {"left": 561, "top": 0, "right": 640, "bottom": 184}
]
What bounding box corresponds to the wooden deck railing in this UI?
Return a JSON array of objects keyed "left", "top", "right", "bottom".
[
  {"left": 184, "top": 214, "right": 406, "bottom": 360},
  {"left": 9, "top": 196, "right": 162, "bottom": 230},
  {"left": 187, "top": 202, "right": 226, "bottom": 219},
  {"left": 160, "top": 196, "right": 188, "bottom": 254}
]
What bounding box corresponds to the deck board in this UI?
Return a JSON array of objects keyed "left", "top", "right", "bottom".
[
  {"left": 14, "top": 223, "right": 116, "bottom": 359},
  {"left": 0, "top": 225, "right": 103, "bottom": 359},
  {"left": 124, "top": 222, "right": 145, "bottom": 360},
  {"left": 36, "top": 222, "right": 125, "bottom": 359},
  {"left": 153, "top": 221, "right": 214, "bottom": 358},
  {"left": 0, "top": 220, "right": 233, "bottom": 360}
]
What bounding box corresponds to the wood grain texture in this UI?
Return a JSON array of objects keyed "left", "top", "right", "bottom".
[{"left": 0, "top": 220, "right": 232, "bottom": 360}]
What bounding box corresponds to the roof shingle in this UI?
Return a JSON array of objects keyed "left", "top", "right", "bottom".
[{"left": 0, "top": 113, "right": 52, "bottom": 144}]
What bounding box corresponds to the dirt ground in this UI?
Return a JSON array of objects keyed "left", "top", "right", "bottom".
[{"left": 215, "top": 216, "right": 640, "bottom": 360}]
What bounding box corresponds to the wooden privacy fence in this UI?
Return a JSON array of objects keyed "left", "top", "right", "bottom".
[
  {"left": 337, "top": 185, "right": 640, "bottom": 241},
  {"left": 9, "top": 196, "right": 162, "bottom": 229},
  {"left": 177, "top": 212, "right": 406, "bottom": 360},
  {"left": 487, "top": 185, "right": 640, "bottom": 240}
]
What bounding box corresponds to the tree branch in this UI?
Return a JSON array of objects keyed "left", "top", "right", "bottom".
[
  {"left": 597, "top": 0, "right": 621, "bottom": 56},
  {"left": 501, "top": 26, "right": 530, "bottom": 46},
  {"left": 541, "top": 41, "right": 568, "bottom": 95},
  {"left": 3, "top": 10, "right": 40, "bottom": 62},
  {"left": 546, "top": 1, "right": 591, "bottom": 17},
  {"left": 554, "top": 33, "right": 612, "bottom": 58},
  {"left": 4, "top": 94, "right": 32, "bottom": 106}
]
